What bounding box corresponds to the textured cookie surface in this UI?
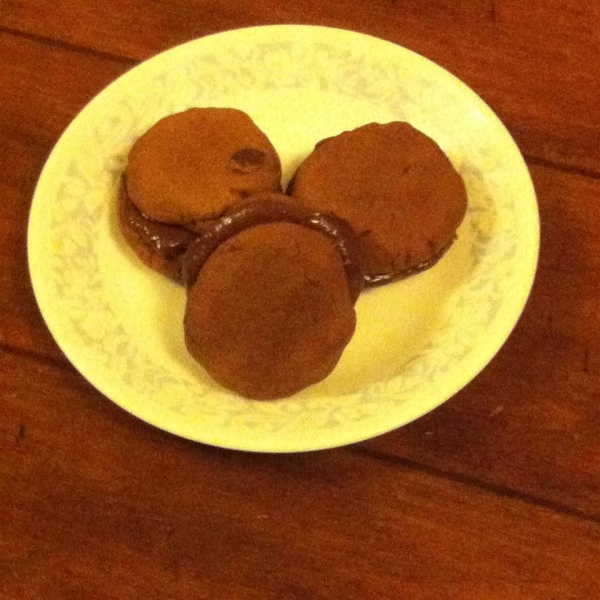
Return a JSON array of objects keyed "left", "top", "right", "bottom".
[
  {"left": 182, "top": 192, "right": 365, "bottom": 302},
  {"left": 126, "top": 108, "right": 282, "bottom": 226},
  {"left": 184, "top": 223, "right": 356, "bottom": 399},
  {"left": 289, "top": 122, "right": 467, "bottom": 283}
]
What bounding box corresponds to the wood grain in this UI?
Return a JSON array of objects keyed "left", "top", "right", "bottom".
[
  {"left": 0, "top": 31, "right": 130, "bottom": 360},
  {"left": 1, "top": 0, "right": 599, "bottom": 174},
  {"left": 1, "top": 29, "right": 600, "bottom": 521},
  {"left": 364, "top": 163, "right": 600, "bottom": 519},
  {"left": 1, "top": 351, "right": 599, "bottom": 600},
  {"left": 1, "top": 1, "right": 600, "bottom": 598}
]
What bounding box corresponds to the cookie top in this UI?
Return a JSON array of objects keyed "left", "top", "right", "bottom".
[
  {"left": 182, "top": 192, "right": 365, "bottom": 302},
  {"left": 184, "top": 222, "right": 357, "bottom": 399},
  {"left": 289, "top": 122, "right": 468, "bottom": 283},
  {"left": 126, "top": 108, "right": 282, "bottom": 227}
]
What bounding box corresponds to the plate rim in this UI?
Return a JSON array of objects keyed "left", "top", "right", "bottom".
[{"left": 27, "top": 24, "right": 540, "bottom": 453}]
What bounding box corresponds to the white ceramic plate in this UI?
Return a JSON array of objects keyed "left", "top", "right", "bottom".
[{"left": 28, "top": 25, "right": 539, "bottom": 452}]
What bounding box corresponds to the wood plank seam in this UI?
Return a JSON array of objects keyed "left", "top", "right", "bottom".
[
  {"left": 353, "top": 446, "right": 600, "bottom": 526},
  {"left": 524, "top": 155, "right": 600, "bottom": 182},
  {"left": 2, "top": 24, "right": 599, "bottom": 183},
  {"left": 0, "top": 342, "right": 72, "bottom": 373},
  {"left": 0, "top": 24, "right": 137, "bottom": 66},
  {"left": 3, "top": 338, "right": 598, "bottom": 527}
]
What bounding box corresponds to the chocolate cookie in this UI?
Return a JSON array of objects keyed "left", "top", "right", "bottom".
[
  {"left": 126, "top": 108, "right": 282, "bottom": 226},
  {"left": 183, "top": 192, "right": 365, "bottom": 302},
  {"left": 288, "top": 122, "right": 468, "bottom": 285},
  {"left": 118, "top": 108, "right": 282, "bottom": 280},
  {"left": 184, "top": 220, "right": 361, "bottom": 400}
]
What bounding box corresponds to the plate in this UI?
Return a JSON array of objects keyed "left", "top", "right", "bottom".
[{"left": 28, "top": 25, "right": 539, "bottom": 452}]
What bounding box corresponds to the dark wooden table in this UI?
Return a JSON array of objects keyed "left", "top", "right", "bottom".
[{"left": 2, "top": 2, "right": 599, "bottom": 598}]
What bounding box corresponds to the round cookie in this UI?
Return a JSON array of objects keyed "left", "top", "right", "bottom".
[
  {"left": 184, "top": 223, "right": 357, "bottom": 400},
  {"left": 288, "top": 122, "right": 468, "bottom": 285},
  {"left": 126, "top": 108, "right": 282, "bottom": 227},
  {"left": 183, "top": 192, "right": 365, "bottom": 302}
]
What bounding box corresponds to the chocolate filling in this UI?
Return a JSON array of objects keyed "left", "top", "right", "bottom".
[
  {"left": 118, "top": 177, "right": 198, "bottom": 261},
  {"left": 120, "top": 175, "right": 444, "bottom": 292},
  {"left": 365, "top": 240, "right": 454, "bottom": 287},
  {"left": 182, "top": 195, "right": 365, "bottom": 303}
]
